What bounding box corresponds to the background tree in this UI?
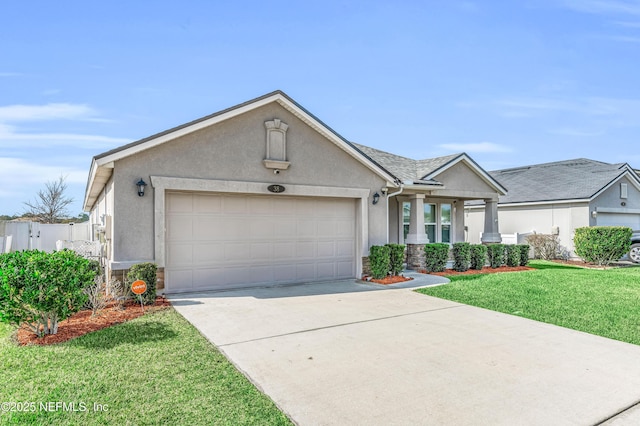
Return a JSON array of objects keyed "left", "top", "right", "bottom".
[{"left": 23, "top": 175, "right": 74, "bottom": 223}]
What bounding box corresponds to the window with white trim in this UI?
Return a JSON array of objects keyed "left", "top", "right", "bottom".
[{"left": 402, "top": 201, "right": 453, "bottom": 243}]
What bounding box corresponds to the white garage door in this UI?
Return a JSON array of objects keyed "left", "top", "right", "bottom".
[
  {"left": 596, "top": 212, "right": 640, "bottom": 230},
  {"left": 165, "top": 192, "right": 356, "bottom": 293}
]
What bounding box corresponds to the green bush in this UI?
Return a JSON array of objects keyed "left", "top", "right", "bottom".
[
  {"left": 574, "top": 226, "right": 632, "bottom": 266},
  {"left": 386, "top": 244, "right": 405, "bottom": 276},
  {"left": 424, "top": 243, "right": 450, "bottom": 273},
  {"left": 0, "top": 249, "right": 96, "bottom": 337},
  {"left": 505, "top": 245, "right": 520, "bottom": 267},
  {"left": 470, "top": 244, "right": 487, "bottom": 270},
  {"left": 452, "top": 242, "right": 471, "bottom": 272},
  {"left": 369, "top": 245, "right": 391, "bottom": 279},
  {"left": 126, "top": 262, "right": 158, "bottom": 305},
  {"left": 518, "top": 244, "right": 530, "bottom": 266},
  {"left": 487, "top": 244, "right": 505, "bottom": 268}
]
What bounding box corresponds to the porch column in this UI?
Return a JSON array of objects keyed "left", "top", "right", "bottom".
[
  {"left": 454, "top": 200, "right": 465, "bottom": 243},
  {"left": 481, "top": 198, "right": 502, "bottom": 244},
  {"left": 405, "top": 194, "right": 429, "bottom": 270}
]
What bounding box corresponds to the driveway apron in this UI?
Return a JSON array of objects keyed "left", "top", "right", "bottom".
[{"left": 169, "top": 280, "right": 640, "bottom": 425}]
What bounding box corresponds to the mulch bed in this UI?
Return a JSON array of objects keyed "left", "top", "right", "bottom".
[
  {"left": 423, "top": 265, "right": 535, "bottom": 276},
  {"left": 365, "top": 275, "right": 414, "bottom": 285},
  {"left": 15, "top": 297, "right": 171, "bottom": 346}
]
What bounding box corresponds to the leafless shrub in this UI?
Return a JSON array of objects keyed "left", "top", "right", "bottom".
[
  {"left": 106, "top": 277, "right": 128, "bottom": 310},
  {"left": 526, "top": 234, "right": 560, "bottom": 260},
  {"left": 83, "top": 275, "right": 108, "bottom": 316}
]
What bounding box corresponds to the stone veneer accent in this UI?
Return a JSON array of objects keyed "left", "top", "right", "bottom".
[
  {"left": 361, "top": 256, "right": 371, "bottom": 277},
  {"left": 406, "top": 244, "right": 426, "bottom": 270}
]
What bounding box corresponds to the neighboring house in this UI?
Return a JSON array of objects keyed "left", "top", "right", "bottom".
[
  {"left": 83, "top": 91, "right": 505, "bottom": 293},
  {"left": 466, "top": 158, "right": 640, "bottom": 257}
]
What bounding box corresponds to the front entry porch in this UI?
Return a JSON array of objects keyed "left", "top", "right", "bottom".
[{"left": 391, "top": 193, "right": 502, "bottom": 270}]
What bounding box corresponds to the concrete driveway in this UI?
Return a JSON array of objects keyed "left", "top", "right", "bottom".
[{"left": 169, "top": 278, "right": 640, "bottom": 425}]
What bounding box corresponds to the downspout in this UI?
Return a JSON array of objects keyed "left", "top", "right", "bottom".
[{"left": 385, "top": 183, "right": 404, "bottom": 243}]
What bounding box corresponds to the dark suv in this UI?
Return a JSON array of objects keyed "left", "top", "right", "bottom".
[{"left": 631, "top": 231, "right": 640, "bottom": 263}]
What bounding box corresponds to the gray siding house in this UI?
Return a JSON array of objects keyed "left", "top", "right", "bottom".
[
  {"left": 466, "top": 158, "right": 640, "bottom": 257},
  {"left": 84, "top": 91, "right": 505, "bottom": 293}
]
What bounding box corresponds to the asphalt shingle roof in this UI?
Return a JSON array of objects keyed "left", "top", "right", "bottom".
[
  {"left": 489, "top": 158, "right": 630, "bottom": 204},
  {"left": 350, "top": 142, "right": 461, "bottom": 185}
]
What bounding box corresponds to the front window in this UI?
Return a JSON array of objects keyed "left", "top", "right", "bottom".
[
  {"left": 403, "top": 202, "right": 410, "bottom": 240},
  {"left": 402, "top": 201, "right": 453, "bottom": 243},
  {"left": 441, "top": 204, "right": 451, "bottom": 243},
  {"left": 424, "top": 204, "right": 436, "bottom": 243}
]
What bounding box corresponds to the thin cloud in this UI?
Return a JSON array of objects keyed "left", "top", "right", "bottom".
[
  {"left": 612, "top": 20, "right": 640, "bottom": 27},
  {"left": 0, "top": 124, "right": 129, "bottom": 149},
  {"left": 495, "top": 96, "right": 640, "bottom": 121},
  {"left": 603, "top": 34, "right": 640, "bottom": 42},
  {"left": 0, "top": 72, "right": 21, "bottom": 77},
  {"left": 439, "top": 142, "right": 512, "bottom": 153},
  {"left": 0, "top": 157, "right": 87, "bottom": 184},
  {"left": 547, "top": 128, "right": 604, "bottom": 137},
  {"left": 0, "top": 103, "right": 97, "bottom": 122},
  {"left": 560, "top": 0, "right": 640, "bottom": 16}
]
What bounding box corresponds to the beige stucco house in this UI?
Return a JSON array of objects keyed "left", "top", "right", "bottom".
[
  {"left": 83, "top": 91, "right": 506, "bottom": 293},
  {"left": 465, "top": 158, "right": 640, "bottom": 258}
]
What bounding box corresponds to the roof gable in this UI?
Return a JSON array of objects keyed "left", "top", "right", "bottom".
[
  {"left": 351, "top": 143, "right": 506, "bottom": 194},
  {"left": 84, "top": 90, "right": 397, "bottom": 210}
]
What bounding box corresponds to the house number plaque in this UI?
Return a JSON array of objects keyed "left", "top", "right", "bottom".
[{"left": 267, "top": 184, "right": 286, "bottom": 193}]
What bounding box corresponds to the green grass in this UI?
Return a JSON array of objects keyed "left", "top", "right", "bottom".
[
  {"left": 418, "top": 260, "right": 640, "bottom": 345},
  {"left": 0, "top": 309, "right": 291, "bottom": 426}
]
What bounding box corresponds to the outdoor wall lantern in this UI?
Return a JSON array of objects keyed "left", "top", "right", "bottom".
[
  {"left": 372, "top": 192, "right": 380, "bottom": 205},
  {"left": 136, "top": 178, "right": 147, "bottom": 197}
]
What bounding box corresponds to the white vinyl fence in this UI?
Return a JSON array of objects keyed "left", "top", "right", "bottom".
[{"left": 0, "top": 221, "right": 92, "bottom": 253}]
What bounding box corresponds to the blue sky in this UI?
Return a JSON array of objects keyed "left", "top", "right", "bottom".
[{"left": 2, "top": 1, "right": 640, "bottom": 216}]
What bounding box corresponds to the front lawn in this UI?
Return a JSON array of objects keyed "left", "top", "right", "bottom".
[
  {"left": 0, "top": 309, "right": 291, "bottom": 425},
  {"left": 418, "top": 260, "right": 640, "bottom": 346}
]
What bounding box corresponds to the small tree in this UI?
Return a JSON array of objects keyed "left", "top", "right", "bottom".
[
  {"left": 574, "top": 226, "right": 632, "bottom": 267},
  {"left": 23, "top": 175, "right": 74, "bottom": 223}
]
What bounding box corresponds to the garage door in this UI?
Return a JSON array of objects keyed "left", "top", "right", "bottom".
[
  {"left": 165, "top": 192, "right": 356, "bottom": 293},
  {"left": 596, "top": 212, "right": 640, "bottom": 230}
]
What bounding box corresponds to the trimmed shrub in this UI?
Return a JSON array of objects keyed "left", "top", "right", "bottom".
[
  {"left": 526, "top": 234, "right": 560, "bottom": 260},
  {"left": 386, "top": 244, "right": 406, "bottom": 276},
  {"left": 452, "top": 242, "right": 471, "bottom": 272},
  {"left": 470, "top": 244, "right": 487, "bottom": 270},
  {"left": 369, "top": 245, "right": 391, "bottom": 279},
  {"left": 505, "top": 245, "right": 520, "bottom": 267},
  {"left": 487, "top": 244, "right": 505, "bottom": 268},
  {"left": 518, "top": 244, "right": 530, "bottom": 266},
  {"left": 424, "top": 243, "right": 450, "bottom": 273},
  {"left": 0, "top": 249, "right": 96, "bottom": 337},
  {"left": 574, "top": 226, "right": 632, "bottom": 266},
  {"left": 126, "top": 262, "right": 158, "bottom": 305}
]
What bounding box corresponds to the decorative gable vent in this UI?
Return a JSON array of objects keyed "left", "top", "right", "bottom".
[
  {"left": 621, "top": 182, "right": 628, "bottom": 199},
  {"left": 263, "top": 119, "right": 291, "bottom": 171}
]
